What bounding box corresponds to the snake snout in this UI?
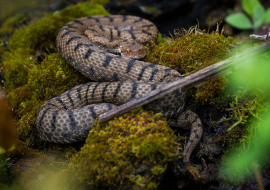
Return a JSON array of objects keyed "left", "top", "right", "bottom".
[{"left": 120, "top": 44, "right": 147, "bottom": 60}]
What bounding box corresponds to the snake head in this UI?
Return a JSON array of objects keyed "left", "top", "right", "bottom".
[{"left": 120, "top": 43, "right": 147, "bottom": 60}]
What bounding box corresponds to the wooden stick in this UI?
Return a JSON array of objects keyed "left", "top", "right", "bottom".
[{"left": 99, "top": 41, "right": 270, "bottom": 123}]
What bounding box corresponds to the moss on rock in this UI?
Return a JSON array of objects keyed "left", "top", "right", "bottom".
[
  {"left": 70, "top": 108, "right": 180, "bottom": 189},
  {"left": 7, "top": 53, "right": 89, "bottom": 142},
  {"left": 1, "top": 2, "right": 109, "bottom": 144},
  {"left": 3, "top": 2, "right": 108, "bottom": 90},
  {"left": 145, "top": 30, "right": 237, "bottom": 102}
]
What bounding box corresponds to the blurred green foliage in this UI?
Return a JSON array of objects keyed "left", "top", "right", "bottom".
[
  {"left": 225, "top": 0, "right": 270, "bottom": 30},
  {"left": 0, "top": 0, "right": 36, "bottom": 21},
  {"left": 220, "top": 44, "right": 270, "bottom": 183}
]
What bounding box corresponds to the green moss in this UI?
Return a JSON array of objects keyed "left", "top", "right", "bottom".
[
  {"left": 2, "top": 48, "right": 34, "bottom": 90},
  {"left": 7, "top": 3, "right": 108, "bottom": 51},
  {"left": 7, "top": 53, "right": 89, "bottom": 142},
  {"left": 0, "top": 2, "right": 109, "bottom": 144},
  {"left": 3, "top": 2, "right": 108, "bottom": 89},
  {"left": 70, "top": 108, "right": 180, "bottom": 189},
  {"left": 0, "top": 14, "right": 27, "bottom": 36},
  {"left": 56, "top": 1, "right": 109, "bottom": 19},
  {"left": 228, "top": 89, "right": 269, "bottom": 145},
  {"left": 212, "top": 85, "right": 270, "bottom": 151},
  {"left": 145, "top": 30, "right": 237, "bottom": 102}
]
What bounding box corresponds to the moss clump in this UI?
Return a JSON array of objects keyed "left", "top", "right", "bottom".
[
  {"left": 2, "top": 2, "right": 108, "bottom": 91},
  {"left": 70, "top": 108, "right": 180, "bottom": 189},
  {"left": 55, "top": 0, "right": 109, "bottom": 19},
  {"left": 7, "top": 53, "right": 89, "bottom": 142},
  {"left": 2, "top": 47, "right": 34, "bottom": 89},
  {"left": 145, "top": 30, "right": 237, "bottom": 102},
  {"left": 0, "top": 2, "right": 109, "bottom": 144},
  {"left": 0, "top": 14, "right": 28, "bottom": 36},
  {"left": 7, "top": 2, "right": 108, "bottom": 51}
]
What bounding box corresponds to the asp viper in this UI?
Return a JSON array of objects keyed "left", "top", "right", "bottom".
[{"left": 36, "top": 15, "right": 203, "bottom": 163}]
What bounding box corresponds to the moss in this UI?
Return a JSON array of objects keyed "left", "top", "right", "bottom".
[
  {"left": 0, "top": 14, "right": 28, "bottom": 36},
  {"left": 3, "top": 2, "right": 108, "bottom": 89},
  {"left": 7, "top": 53, "right": 89, "bottom": 143},
  {"left": 0, "top": 2, "right": 109, "bottom": 144},
  {"left": 7, "top": 3, "right": 108, "bottom": 50},
  {"left": 220, "top": 88, "right": 269, "bottom": 147},
  {"left": 145, "top": 30, "right": 237, "bottom": 102},
  {"left": 2, "top": 3, "right": 108, "bottom": 89},
  {"left": 70, "top": 108, "right": 180, "bottom": 189},
  {"left": 56, "top": 1, "right": 109, "bottom": 19},
  {"left": 2, "top": 48, "right": 34, "bottom": 90},
  {"left": 209, "top": 82, "right": 270, "bottom": 156}
]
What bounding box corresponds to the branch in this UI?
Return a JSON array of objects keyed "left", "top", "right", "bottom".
[{"left": 99, "top": 41, "right": 270, "bottom": 124}]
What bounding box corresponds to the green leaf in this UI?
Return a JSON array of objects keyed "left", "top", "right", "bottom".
[
  {"left": 242, "top": 0, "right": 262, "bottom": 16},
  {"left": 225, "top": 13, "right": 253, "bottom": 29},
  {"left": 265, "top": 8, "right": 270, "bottom": 23},
  {"left": 252, "top": 4, "right": 265, "bottom": 29}
]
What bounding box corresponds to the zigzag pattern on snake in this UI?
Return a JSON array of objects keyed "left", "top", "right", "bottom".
[{"left": 36, "top": 15, "right": 203, "bottom": 162}]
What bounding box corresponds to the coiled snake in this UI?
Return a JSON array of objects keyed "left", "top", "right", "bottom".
[{"left": 36, "top": 15, "right": 203, "bottom": 162}]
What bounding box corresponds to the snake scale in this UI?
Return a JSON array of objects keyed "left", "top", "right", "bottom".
[{"left": 36, "top": 15, "right": 203, "bottom": 162}]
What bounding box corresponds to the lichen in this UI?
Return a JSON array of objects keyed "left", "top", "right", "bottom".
[
  {"left": 70, "top": 108, "right": 180, "bottom": 189},
  {"left": 145, "top": 29, "right": 237, "bottom": 102},
  {"left": 0, "top": 2, "right": 109, "bottom": 145}
]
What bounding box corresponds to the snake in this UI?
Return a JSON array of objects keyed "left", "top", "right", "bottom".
[{"left": 36, "top": 15, "right": 203, "bottom": 162}]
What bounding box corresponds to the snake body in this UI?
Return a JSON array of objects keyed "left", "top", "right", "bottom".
[{"left": 36, "top": 15, "right": 203, "bottom": 162}]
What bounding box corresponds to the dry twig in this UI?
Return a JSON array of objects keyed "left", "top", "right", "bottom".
[{"left": 99, "top": 42, "right": 270, "bottom": 123}]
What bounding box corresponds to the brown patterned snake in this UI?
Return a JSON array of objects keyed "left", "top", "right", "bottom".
[{"left": 36, "top": 15, "right": 203, "bottom": 162}]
